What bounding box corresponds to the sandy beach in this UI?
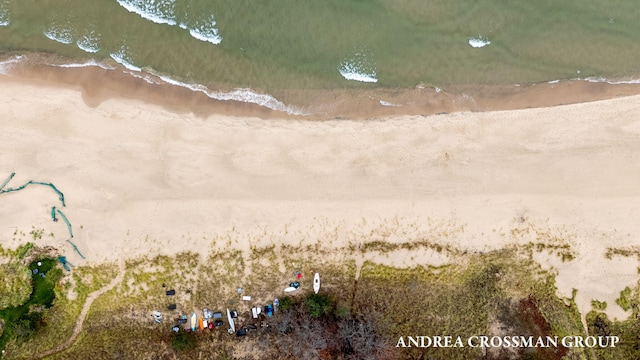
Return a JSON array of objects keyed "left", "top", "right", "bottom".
[{"left": 2, "top": 70, "right": 640, "bottom": 321}]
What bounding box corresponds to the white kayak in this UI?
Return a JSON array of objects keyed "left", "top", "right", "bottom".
[
  {"left": 284, "top": 286, "right": 297, "bottom": 292},
  {"left": 313, "top": 273, "right": 320, "bottom": 294},
  {"left": 227, "top": 308, "right": 235, "bottom": 332}
]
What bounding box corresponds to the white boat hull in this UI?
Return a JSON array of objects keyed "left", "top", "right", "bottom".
[
  {"left": 313, "top": 273, "right": 320, "bottom": 294},
  {"left": 227, "top": 308, "right": 235, "bottom": 332}
]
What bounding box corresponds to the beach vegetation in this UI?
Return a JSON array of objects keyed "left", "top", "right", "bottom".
[
  {"left": 279, "top": 296, "right": 293, "bottom": 311},
  {"left": 305, "top": 293, "right": 334, "bottom": 318},
  {"left": 615, "top": 286, "right": 634, "bottom": 312},
  {"left": 353, "top": 249, "right": 585, "bottom": 359},
  {"left": 591, "top": 299, "right": 607, "bottom": 311},
  {"left": 2, "top": 261, "right": 118, "bottom": 359},
  {"left": 171, "top": 331, "right": 196, "bottom": 351},
  {"left": 14, "top": 242, "right": 34, "bottom": 259},
  {"left": 0, "top": 242, "right": 607, "bottom": 359},
  {"left": 0, "top": 263, "right": 32, "bottom": 310},
  {"left": 586, "top": 310, "right": 640, "bottom": 360},
  {"left": 29, "top": 227, "right": 44, "bottom": 241},
  {"left": 0, "top": 258, "right": 62, "bottom": 352},
  {"left": 605, "top": 246, "right": 640, "bottom": 260}
]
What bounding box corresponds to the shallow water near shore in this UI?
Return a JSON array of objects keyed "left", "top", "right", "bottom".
[
  {"left": 2, "top": 0, "right": 640, "bottom": 114},
  {"left": 2, "top": 0, "right": 640, "bottom": 87}
]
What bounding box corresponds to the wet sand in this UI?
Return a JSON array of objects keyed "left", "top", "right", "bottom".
[{"left": 5, "top": 55, "right": 640, "bottom": 120}]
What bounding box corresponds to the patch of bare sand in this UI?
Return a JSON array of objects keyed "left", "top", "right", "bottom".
[{"left": 1, "top": 75, "right": 640, "bottom": 321}]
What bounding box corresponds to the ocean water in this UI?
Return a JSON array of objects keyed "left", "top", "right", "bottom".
[{"left": 1, "top": 0, "right": 640, "bottom": 111}]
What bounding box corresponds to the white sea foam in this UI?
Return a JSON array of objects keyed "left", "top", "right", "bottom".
[
  {"left": 155, "top": 74, "right": 305, "bottom": 115},
  {"left": 116, "top": 0, "right": 176, "bottom": 26},
  {"left": 110, "top": 46, "right": 141, "bottom": 72},
  {"left": 56, "top": 60, "right": 115, "bottom": 70},
  {"left": 468, "top": 36, "right": 490, "bottom": 48},
  {"left": 379, "top": 100, "right": 400, "bottom": 107},
  {"left": 158, "top": 75, "right": 303, "bottom": 114},
  {"left": 44, "top": 23, "right": 75, "bottom": 45},
  {"left": 77, "top": 28, "right": 100, "bottom": 53},
  {"left": 0, "top": 55, "right": 24, "bottom": 74},
  {"left": 179, "top": 15, "right": 222, "bottom": 45},
  {"left": 0, "top": 6, "right": 9, "bottom": 26},
  {"left": 584, "top": 76, "right": 640, "bottom": 85},
  {"left": 338, "top": 51, "right": 378, "bottom": 83},
  {"left": 548, "top": 79, "right": 560, "bottom": 84},
  {"left": 103, "top": 50, "right": 305, "bottom": 115}
]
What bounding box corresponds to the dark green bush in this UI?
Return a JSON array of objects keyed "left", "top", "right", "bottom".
[{"left": 171, "top": 331, "right": 196, "bottom": 351}]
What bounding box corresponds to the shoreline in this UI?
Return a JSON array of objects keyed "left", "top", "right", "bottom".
[{"left": 4, "top": 53, "right": 640, "bottom": 119}]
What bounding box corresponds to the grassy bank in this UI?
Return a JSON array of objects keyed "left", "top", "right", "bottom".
[{"left": 2, "top": 240, "right": 640, "bottom": 359}]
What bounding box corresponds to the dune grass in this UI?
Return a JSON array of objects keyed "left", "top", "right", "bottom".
[
  {"left": 2, "top": 237, "right": 630, "bottom": 359},
  {"left": 2, "top": 261, "right": 118, "bottom": 359},
  {"left": 353, "top": 248, "right": 587, "bottom": 359}
]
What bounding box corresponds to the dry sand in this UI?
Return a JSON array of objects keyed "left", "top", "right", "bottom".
[{"left": 1, "top": 72, "right": 640, "bottom": 321}]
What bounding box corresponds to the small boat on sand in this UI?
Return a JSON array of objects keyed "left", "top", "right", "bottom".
[
  {"left": 190, "top": 312, "right": 196, "bottom": 332},
  {"left": 227, "top": 308, "right": 235, "bottom": 332},
  {"left": 199, "top": 317, "right": 204, "bottom": 331},
  {"left": 284, "top": 286, "right": 297, "bottom": 292},
  {"left": 313, "top": 273, "right": 320, "bottom": 294}
]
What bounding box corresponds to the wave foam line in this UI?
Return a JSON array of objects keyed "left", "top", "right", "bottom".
[
  {"left": 179, "top": 19, "right": 222, "bottom": 45},
  {"left": 155, "top": 74, "right": 305, "bottom": 115},
  {"left": 77, "top": 30, "right": 100, "bottom": 53},
  {"left": 109, "top": 51, "right": 142, "bottom": 72},
  {"left": 44, "top": 27, "right": 74, "bottom": 45},
  {"left": 0, "top": 4, "right": 8, "bottom": 26},
  {"left": 338, "top": 62, "right": 378, "bottom": 83},
  {"left": 116, "top": 0, "right": 176, "bottom": 26},
  {"left": 583, "top": 77, "right": 640, "bottom": 85},
  {"left": 55, "top": 60, "right": 115, "bottom": 70},
  {"left": 0, "top": 55, "right": 24, "bottom": 74}
]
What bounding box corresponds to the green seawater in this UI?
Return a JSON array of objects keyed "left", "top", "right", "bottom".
[{"left": 1, "top": 0, "right": 640, "bottom": 92}]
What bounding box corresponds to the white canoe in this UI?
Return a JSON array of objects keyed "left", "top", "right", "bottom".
[
  {"left": 313, "top": 273, "right": 320, "bottom": 294},
  {"left": 284, "top": 286, "right": 297, "bottom": 292},
  {"left": 227, "top": 308, "right": 235, "bottom": 332}
]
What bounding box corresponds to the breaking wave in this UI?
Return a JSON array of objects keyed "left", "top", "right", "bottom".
[
  {"left": 117, "top": 0, "right": 222, "bottom": 44},
  {"left": 44, "top": 22, "right": 75, "bottom": 45},
  {"left": 116, "top": 0, "right": 176, "bottom": 25},
  {"left": 155, "top": 74, "right": 304, "bottom": 115},
  {"left": 338, "top": 51, "right": 378, "bottom": 83},
  {"left": 0, "top": 2, "right": 9, "bottom": 26},
  {"left": 76, "top": 27, "right": 100, "bottom": 53},
  {"left": 179, "top": 14, "right": 222, "bottom": 45},
  {"left": 468, "top": 36, "right": 490, "bottom": 48},
  {"left": 110, "top": 44, "right": 142, "bottom": 72}
]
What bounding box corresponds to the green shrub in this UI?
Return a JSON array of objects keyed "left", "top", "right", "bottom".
[
  {"left": 0, "top": 258, "right": 62, "bottom": 351},
  {"left": 279, "top": 296, "right": 293, "bottom": 311},
  {"left": 305, "top": 293, "right": 334, "bottom": 318},
  {"left": 0, "top": 263, "right": 32, "bottom": 309},
  {"left": 591, "top": 300, "right": 607, "bottom": 311},
  {"left": 171, "top": 331, "right": 196, "bottom": 351},
  {"left": 616, "top": 287, "right": 633, "bottom": 312}
]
